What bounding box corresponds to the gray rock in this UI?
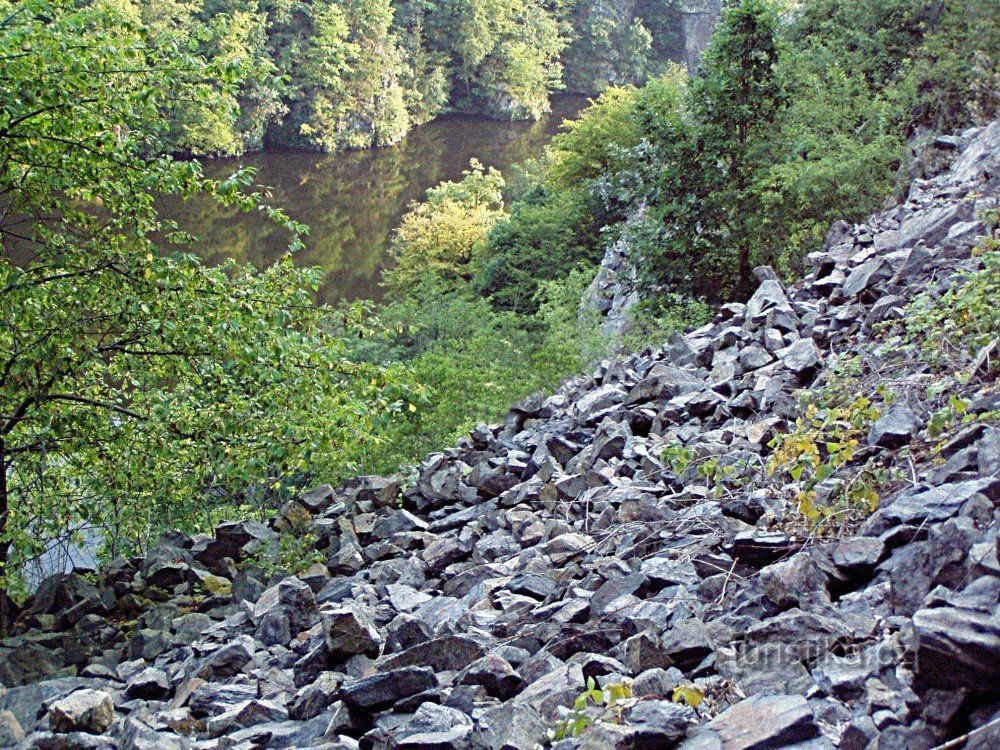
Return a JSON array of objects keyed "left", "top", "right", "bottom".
[
  {"left": 704, "top": 694, "right": 818, "bottom": 750},
  {"left": 913, "top": 586, "right": 1000, "bottom": 690},
  {"left": 841, "top": 258, "right": 886, "bottom": 298},
  {"left": 832, "top": 537, "right": 885, "bottom": 575},
  {"left": 627, "top": 699, "right": 695, "bottom": 746},
  {"left": 197, "top": 638, "right": 253, "bottom": 680},
  {"left": 864, "top": 478, "right": 1000, "bottom": 535},
  {"left": 472, "top": 702, "right": 548, "bottom": 750},
  {"left": 0, "top": 710, "right": 25, "bottom": 747},
  {"left": 760, "top": 552, "right": 828, "bottom": 609},
  {"left": 777, "top": 339, "right": 822, "bottom": 378},
  {"left": 900, "top": 202, "right": 975, "bottom": 248},
  {"left": 340, "top": 667, "right": 438, "bottom": 712},
  {"left": 48, "top": 690, "right": 114, "bottom": 734},
  {"left": 459, "top": 655, "right": 523, "bottom": 700},
  {"left": 205, "top": 698, "right": 289, "bottom": 737},
  {"left": 253, "top": 576, "right": 318, "bottom": 637},
  {"left": 380, "top": 635, "right": 485, "bottom": 673},
  {"left": 124, "top": 667, "right": 170, "bottom": 700},
  {"left": 290, "top": 672, "right": 341, "bottom": 720},
  {"left": 660, "top": 618, "right": 713, "bottom": 672},
  {"left": 323, "top": 604, "right": 383, "bottom": 662},
  {"left": 868, "top": 405, "right": 921, "bottom": 449}
]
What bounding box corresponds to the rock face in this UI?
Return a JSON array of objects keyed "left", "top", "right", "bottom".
[
  {"left": 681, "top": 0, "right": 724, "bottom": 72},
  {"left": 0, "top": 123, "right": 998, "bottom": 750}
]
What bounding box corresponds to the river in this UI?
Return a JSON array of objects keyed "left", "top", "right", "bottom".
[{"left": 176, "top": 95, "right": 589, "bottom": 305}]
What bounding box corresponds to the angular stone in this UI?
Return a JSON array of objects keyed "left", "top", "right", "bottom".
[
  {"left": 205, "top": 699, "right": 288, "bottom": 737},
  {"left": 864, "top": 479, "right": 1000, "bottom": 535},
  {"left": 660, "top": 618, "right": 713, "bottom": 672},
  {"left": 473, "top": 702, "right": 548, "bottom": 750},
  {"left": 760, "top": 552, "right": 828, "bottom": 609},
  {"left": 913, "top": 586, "right": 1000, "bottom": 690},
  {"left": 323, "top": 604, "right": 383, "bottom": 662},
  {"left": 832, "top": 537, "right": 886, "bottom": 574},
  {"left": 777, "top": 339, "right": 822, "bottom": 377},
  {"left": 868, "top": 405, "right": 921, "bottom": 449},
  {"left": 459, "top": 655, "right": 523, "bottom": 700},
  {"left": 340, "top": 667, "right": 438, "bottom": 712},
  {"left": 0, "top": 710, "right": 24, "bottom": 747},
  {"left": 253, "top": 576, "right": 318, "bottom": 636},
  {"left": 706, "top": 694, "right": 818, "bottom": 750},
  {"left": 124, "top": 667, "right": 170, "bottom": 700},
  {"left": 627, "top": 700, "right": 695, "bottom": 746},
  {"left": 197, "top": 638, "right": 253, "bottom": 680},
  {"left": 48, "top": 690, "right": 114, "bottom": 734},
  {"left": 380, "top": 634, "right": 485, "bottom": 673}
]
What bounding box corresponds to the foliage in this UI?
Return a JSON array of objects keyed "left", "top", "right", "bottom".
[
  {"left": 550, "top": 677, "right": 633, "bottom": 741},
  {"left": 900, "top": 238, "right": 1000, "bottom": 374},
  {"left": 82, "top": 0, "right": 694, "bottom": 156},
  {"left": 383, "top": 160, "right": 505, "bottom": 295},
  {"left": 767, "top": 359, "right": 887, "bottom": 533},
  {"left": 672, "top": 684, "right": 705, "bottom": 708},
  {"left": 350, "top": 271, "right": 597, "bottom": 474},
  {"left": 475, "top": 184, "right": 603, "bottom": 314},
  {"left": 0, "top": 0, "right": 418, "bottom": 613},
  {"left": 245, "top": 528, "right": 325, "bottom": 577}
]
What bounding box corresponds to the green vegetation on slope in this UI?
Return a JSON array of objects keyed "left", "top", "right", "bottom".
[
  {"left": 2, "top": 0, "right": 997, "bottom": 618},
  {"left": 376, "top": 0, "right": 997, "bottom": 469},
  {"left": 0, "top": 0, "right": 423, "bottom": 611},
  {"left": 78, "top": 0, "right": 690, "bottom": 156}
]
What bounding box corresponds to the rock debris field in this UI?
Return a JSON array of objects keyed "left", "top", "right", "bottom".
[{"left": 1, "top": 123, "right": 999, "bottom": 750}]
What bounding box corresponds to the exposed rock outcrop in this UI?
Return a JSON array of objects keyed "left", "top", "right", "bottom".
[{"left": 0, "top": 122, "right": 998, "bottom": 750}]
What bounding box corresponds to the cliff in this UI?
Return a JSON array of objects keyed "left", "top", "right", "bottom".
[{"left": 0, "top": 123, "right": 997, "bottom": 750}]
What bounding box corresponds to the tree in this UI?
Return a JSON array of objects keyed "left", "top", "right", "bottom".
[
  {"left": 383, "top": 160, "right": 505, "bottom": 294},
  {"left": 688, "top": 0, "right": 785, "bottom": 297},
  {"left": 0, "top": 0, "right": 416, "bottom": 626}
]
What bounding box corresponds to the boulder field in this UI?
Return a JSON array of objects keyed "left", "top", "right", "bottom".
[{"left": 1, "top": 122, "right": 998, "bottom": 750}]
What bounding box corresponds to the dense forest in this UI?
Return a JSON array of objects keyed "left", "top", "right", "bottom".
[
  {"left": 112, "top": 0, "right": 687, "bottom": 155},
  {"left": 0, "top": 0, "right": 998, "bottom": 611}
]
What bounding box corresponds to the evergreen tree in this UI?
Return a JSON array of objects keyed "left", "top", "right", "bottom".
[{"left": 689, "top": 0, "right": 785, "bottom": 297}]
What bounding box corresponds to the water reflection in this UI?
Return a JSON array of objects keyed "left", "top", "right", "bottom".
[{"left": 173, "top": 95, "right": 588, "bottom": 304}]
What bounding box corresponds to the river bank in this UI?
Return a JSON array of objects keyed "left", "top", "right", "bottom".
[{"left": 168, "top": 95, "right": 588, "bottom": 305}]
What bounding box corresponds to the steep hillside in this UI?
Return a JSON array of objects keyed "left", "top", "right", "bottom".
[{"left": 0, "top": 124, "right": 997, "bottom": 750}]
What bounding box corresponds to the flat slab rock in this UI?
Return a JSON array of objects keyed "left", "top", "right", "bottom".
[{"left": 680, "top": 694, "right": 820, "bottom": 750}]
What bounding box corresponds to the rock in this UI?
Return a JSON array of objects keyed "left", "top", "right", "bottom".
[
  {"left": 760, "top": 552, "right": 828, "bottom": 609},
  {"left": 253, "top": 576, "right": 318, "bottom": 637},
  {"left": 205, "top": 699, "right": 289, "bottom": 737},
  {"left": 623, "top": 631, "right": 674, "bottom": 673},
  {"left": 459, "top": 655, "right": 523, "bottom": 700},
  {"left": 868, "top": 405, "right": 921, "bottom": 449},
  {"left": 841, "top": 258, "right": 887, "bottom": 298},
  {"left": 323, "top": 604, "right": 383, "bottom": 662},
  {"left": 777, "top": 339, "right": 822, "bottom": 378},
  {"left": 197, "top": 638, "right": 253, "bottom": 680},
  {"left": 48, "top": 690, "right": 114, "bottom": 734},
  {"left": 340, "top": 667, "right": 438, "bottom": 712},
  {"left": 627, "top": 700, "right": 695, "bottom": 747},
  {"left": 913, "top": 585, "right": 1000, "bottom": 690},
  {"left": 290, "top": 672, "right": 341, "bottom": 720},
  {"left": 380, "top": 635, "right": 485, "bottom": 673},
  {"left": 391, "top": 702, "right": 472, "bottom": 749},
  {"left": 660, "top": 618, "right": 714, "bottom": 672},
  {"left": 832, "top": 537, "right": 885, "bottom": 575},
  {"left": 700, "top": 694, "right": 818, "bottom": 750},
  {"left": 0, "top": 710, "right": 25, "bottom": 747},
  {"left": 124, "top": 667, "right": 170, "bottom": 700},
  {"left": 899, "top": 202, "right": 974, "bottom": 248},
  {"left": 864, "top": 478, "right": 1000, "bottom": 535},
  {"left": 472, "top": 702, "right": 548, "bottom": 750}
]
